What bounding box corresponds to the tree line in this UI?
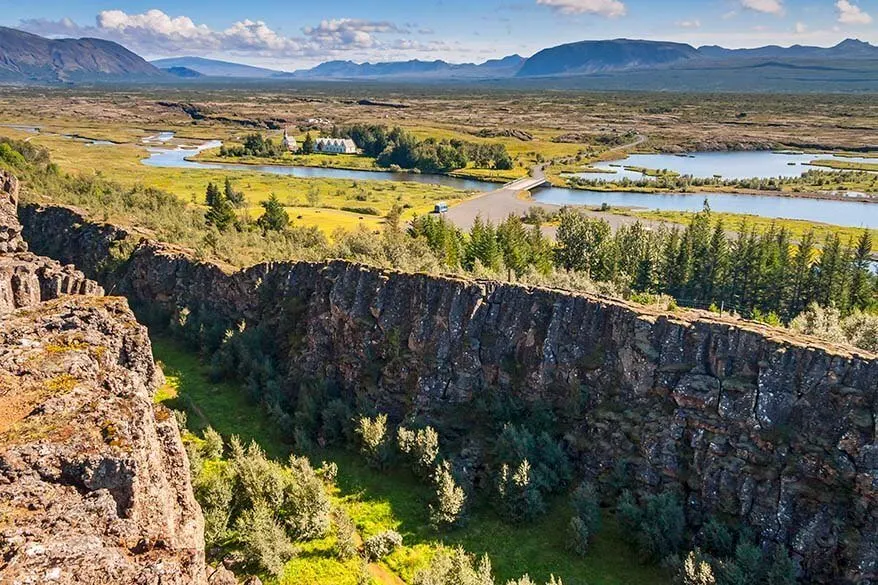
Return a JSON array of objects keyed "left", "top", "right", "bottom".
[
  {"left": 411, "top": 203, "right": 877, "bottom": 325},
  {"left": 332, "top": 123, "right": 514, "bottom": 173}
]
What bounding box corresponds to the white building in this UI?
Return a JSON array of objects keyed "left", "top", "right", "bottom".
[
  {"left": 282, "top": 128, "right": 298, "bottom": 152},
  {"left": 315, "top": 138, "right": 358, "bottom": 155}
]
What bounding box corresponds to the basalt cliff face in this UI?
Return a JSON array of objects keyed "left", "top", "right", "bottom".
[
  {"left": 19, "top": 202, "right": 878, "bottom": 584},
  {"left": 1, "top": 184, "right": 207, "bottom": 583}
]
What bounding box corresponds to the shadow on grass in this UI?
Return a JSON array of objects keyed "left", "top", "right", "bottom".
[{"left": 150, "top": 333, "right": 668, "bottom": 585}]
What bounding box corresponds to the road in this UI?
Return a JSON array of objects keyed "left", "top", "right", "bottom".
[{"left": 443, "top": 135, "right": 666, "bottom": 234}]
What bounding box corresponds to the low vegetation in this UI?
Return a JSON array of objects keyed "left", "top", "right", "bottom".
[{"left": 4, "top": 137, "right": 875, "bottom": 352}]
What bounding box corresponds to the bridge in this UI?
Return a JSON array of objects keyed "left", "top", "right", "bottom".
[{"left": 502, "top": 175, "right": 550, "bottom": 192}]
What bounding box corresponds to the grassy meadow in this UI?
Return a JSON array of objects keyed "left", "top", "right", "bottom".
[{"left": 152, "top": 335, "right": 668, "bottom": 585}]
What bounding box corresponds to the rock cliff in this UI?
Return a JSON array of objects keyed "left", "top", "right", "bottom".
[
  {"left": 19, "top": 202, "right": 878, "bottom": 584},
  {"left": 1, "top": 184, "right": 207, "bottom": 583},
  {"left": 0, "top": 171, "right": 102, "bottom": 316}
]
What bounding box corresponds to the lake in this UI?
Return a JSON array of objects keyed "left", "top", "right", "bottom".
[
  {"left": 571, "top": 151, "right": 878, "bottom": 182},
  {"left": 138, "top": 136, "right": 878, "bottom": 230}
]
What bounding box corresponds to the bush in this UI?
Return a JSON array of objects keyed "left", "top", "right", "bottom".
[
  {"left": 363, "top": 530, "right": 403, "bottom": 561},
  {"left": 196, "top": 468, "right": 235, "bottom": 549},
  {"left": 398, "top": 425, "right": 440, "bottom": 478},
  {"left": 679, "top": 550, "right": 716, "bottom": 585},
  {"left": 429, "top": 460, "right": 467, "bottom": 529},
  {"left": 413, "top": 547, "right": 494, "bottom": 585},
  {"left": 570, "top": 481, "right": 601, "bottom": 534},
  {"left": 235, "top": 502, "right": 297, "bottom": 576},
  {"left": 283, "top": 456, "right": 331, "bottom": 540},
  {"left": 356, "top": 414, "right": 390, "bottom": 469},
  {"left": 201, "top": 426, "right": 224, "bottom": 459},
  {"left": 617, "top": 490, "right": 685, "bottom": 562},
  {"left": 334, "top": 509, "right": 358, "bottom": 561},
  {"left": 567, "top": 516, "right": 591, "bottom": 557},
  {"left": 697, "top": 518, "right": 734, "bottom": 558},
  {"left": 231, "top": 439, "right": 287, "bottom": 510},
  {"left": 496, "top": 460, "right": 545, "bottom": 523}
]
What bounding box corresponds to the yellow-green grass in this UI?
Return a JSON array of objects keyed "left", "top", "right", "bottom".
[
  {"left": 630, "top": 209, "right": 878, "bottom": 252},
  {"left": 403, "top": 124, "right": 586, "bottom": 166},
  {"left": 194, "top": 148, "right": 382, "bottom": 172},
  {"left": 449, "top": 165, "right": 528, "bottom": 183},
  {"left": 151, "top": 334, "right": 669, "bottom": 585},
  {"left": 809, "top": 159, "right": 878, "bottom": 172},
  {"left": 16, "top": 133, "right": 473, "bottom": 234}
]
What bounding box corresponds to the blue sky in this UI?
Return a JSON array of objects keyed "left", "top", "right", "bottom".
[{"left": 4, "top": 0, "right": 875, "bottom": 69}]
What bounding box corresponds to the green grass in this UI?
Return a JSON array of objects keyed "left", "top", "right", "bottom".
[{"left": 150, "top": 334, "right": 669, "bottom": 585}]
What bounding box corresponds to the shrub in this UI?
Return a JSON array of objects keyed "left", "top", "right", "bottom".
[
  {"left": 570, "top": 481, "right": 602, "bottom": 534},
  {"left": 617, "top": 490, "right": 685, "bottom": 562},
  {"left": 363, "top": 530, "right": 403, "bottom": 561},
  {"left": 429, "top": 460, "right": 467, "bottom": 529},
  {"left": 184, "top": 440, "right": 203, "bottom": 478},
  {"left": 201, "top": 426, "right": 224, "bottom": 459},
  {"left": 231, "top": 439, "right": 287, "bottom": 510},
  {"left": 283, "top": 456, "right": 331, "bottom": 540},
  {"left": 496, "top": 460, "right": 545, "bottom": 523},
  {"left": 235, "top": 502, "right": 297, "bottom": 576},
  {"left": 333, "top": 509, "right": 358, "bottom": 561},
  {"left": 697, "top": 518, "right": 734, "bottom": 558},
  {"left": 356, "top": 414, "right": 390, "bottom": 469},
  {"left": 567, "top": 516, "right": 591, "bottom": 557},
  {"left": 413, "top": 547, "right": 494, "bottom": 585},
  {"left": 196, "top": 468, "right": 235, "bottom": 548},
  {"left": 679, "top": 550, "right": 716, "bottom": 585},
  {"left": 398, "top": 425, "right": 440, "bottom": 478}
]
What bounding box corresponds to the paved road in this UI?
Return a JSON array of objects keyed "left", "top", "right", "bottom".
[{"left": 444, "top": 139, "right": 668, "bottom": 235}]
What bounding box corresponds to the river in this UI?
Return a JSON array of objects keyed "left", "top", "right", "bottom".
[
  {"left": 139, "top": 136, "right": 878, "bottom": 230},
  {"left": 569, "top": 150, "right": 878, "bottom": 182}
]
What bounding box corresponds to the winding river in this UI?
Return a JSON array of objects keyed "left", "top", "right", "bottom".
[{"left": 140, "top": 137, "right": 878, "bottom": 230}]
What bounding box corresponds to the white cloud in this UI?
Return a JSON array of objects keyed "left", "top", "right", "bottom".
[
  {"left": 536, "top": 0, "right": 627, "bottom": 17},
  {"left": 740, "top": 0, "right": 784, "bottom": 15},
  {"left": 836, "top": 0, "right": 873, "bottom": 24},
  {"left": 19, "top": 9, "right": 416, "bottom": 59},
  {"left": 302, "top": 19, "right": 406, "bottom": 49},
  {"left": 795, "top": 21, "right": 808, "bottom": 34},
  {"left": 676, "top": 19, "right": 702, "bottom": 28}
]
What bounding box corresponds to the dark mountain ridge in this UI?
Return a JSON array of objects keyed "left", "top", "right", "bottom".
[{"left": 0, "top": 26, "right": 163, "bottom": 83}]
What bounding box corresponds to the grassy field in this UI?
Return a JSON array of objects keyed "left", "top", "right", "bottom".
[
  {"left": 151, "top": 335, "right": 669, "bottom": 585},
  {"left": 4, "top": 130, "right": 475, "bottom": 234}
]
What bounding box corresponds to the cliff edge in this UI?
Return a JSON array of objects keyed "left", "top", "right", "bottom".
[{"left": 0, "top": 175, "right": 207, "bottom": 584}]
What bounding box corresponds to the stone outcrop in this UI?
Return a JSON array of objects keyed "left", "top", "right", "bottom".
[
  {"left": 1, "top": 185, "right": 207, "bottom": 583},
  {"left": 19, "top": 202, "right": 878, "bottom": 584},
  {"left": 0, "top": 171, "right": 102, "bottom": 315}
]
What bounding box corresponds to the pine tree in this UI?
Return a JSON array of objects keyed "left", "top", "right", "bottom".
[
  {"left": 257, "top": 194, "right": 290, "bottom": 233},
  {"left": 205, "top": 181, "right": 221, "bottom": 207},
  {"left": 849, "top": 229, "right": 874, "bottom": 311},
  {"left": 205, "top": 188, "right": 237, "bottom": 231},
  {"left": 302, "top": 132, "right": 315, "bottom": 154},
  {"left": 224, "top": 177, "right": 245, "bottom": 208}
]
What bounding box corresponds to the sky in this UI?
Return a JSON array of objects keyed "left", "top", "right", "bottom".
[{"left": 2, "top": 0, "right": 876, "bottom": 70}]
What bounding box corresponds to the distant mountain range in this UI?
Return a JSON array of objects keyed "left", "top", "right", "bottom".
[
  {"left": 0, "top": 26, "right": 163, "bottom": 83},
  {"left": 150, "top": 56, "right": 281, "bottom": 78},
  {"left": 1, "top": 26, "right": 878, "bottom": 91}
]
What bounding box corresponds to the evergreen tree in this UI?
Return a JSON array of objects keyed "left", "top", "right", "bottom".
[
  {"left": 849, "top": 230, "right": 874, "bottom": 311},
  {"left": 464, "top": 216, "right": 502, "bottom": 271},
  {"left": 224, "top": 177, "right": 245, "bottom": 208},
  {"left": 257, "top": 194, "right": 290, "bottom": 233},
  {"left": 205, "top": 187, "right": 237, "bottom": 231},
  {"left": 302, "top": 132, "right": 315, "bottom": 154},
  {"left": 205, "top": 181, "right": 221, "bottom": 207}
]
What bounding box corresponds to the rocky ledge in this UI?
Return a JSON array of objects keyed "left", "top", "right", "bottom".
[
  {"left": 0, "top": 171, "right": 102, "bottom": 316},
  {"left": 0, "top": 173, "right": 207, "bottom": 584}
]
